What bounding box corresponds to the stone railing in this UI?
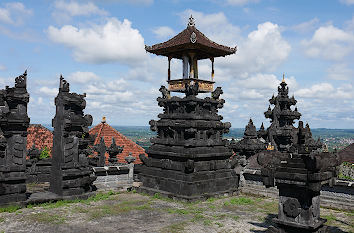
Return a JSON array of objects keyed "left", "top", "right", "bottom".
[
  {"left": 241, "top": 168, "right": 354, "bottom": 211},
  {"left": 92, "top": 162, "right": 135, "bottom": 191}
]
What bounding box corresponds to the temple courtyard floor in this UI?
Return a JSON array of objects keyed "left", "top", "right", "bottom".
[{"left": 0, "top": 191, "right": 353, "bottom": 233}]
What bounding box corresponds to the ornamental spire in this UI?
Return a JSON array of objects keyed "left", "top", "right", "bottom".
[{"left": 188, "top": 15, "right": 195, "bottom": 27}]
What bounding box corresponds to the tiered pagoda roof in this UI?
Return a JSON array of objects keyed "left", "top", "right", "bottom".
[
  {"left": 146, "top": 16, "right": 236, "bottom": 59},
  {"left": 264, "top": 77, "right": 301, "bottom": 127}
]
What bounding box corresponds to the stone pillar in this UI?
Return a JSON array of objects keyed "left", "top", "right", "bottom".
[
  {"left": 182, "top": 55, "right": 189, "bottom": 79},
  {"left": 0, "top": 71, "right": 30, "bottom": 206},
  {"left": 49, "top": 75, "right": 97, "bottom": 197}
]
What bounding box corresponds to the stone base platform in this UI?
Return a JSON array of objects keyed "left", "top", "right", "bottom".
[
  {"left": 137, "top": 166, "right": 239, "bottom": 201},
  {"left": 267, "top": 221, "right": 329, "bottom": 233},
  {"left": 26, "top": 191, "right": 96, "bottom": 205}
]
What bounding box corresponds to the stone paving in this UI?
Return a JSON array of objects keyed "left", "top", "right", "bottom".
[{"left": 0, "top": 192, "right": 352, "bottom": 233}]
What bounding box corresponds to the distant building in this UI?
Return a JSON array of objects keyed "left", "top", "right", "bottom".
[
  {"left": 89, "top": 117, "right": 146, "bottom": 164},
  {"left": 27, "top": 124, "right": 53, "bottom": 155}
]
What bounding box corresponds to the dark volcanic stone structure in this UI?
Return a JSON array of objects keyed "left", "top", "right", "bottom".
[
  {"left": 26, "top": 145, "right": 52, "bottom": 183},
  {"left": 0, "top": 71, "right": 30, "bottom": 205},
  {"left": 260, "top": 76, "right": 322, "bottom": 153},
  {"left": 50, "top": 76, "right": 96, "bottom": 196},
  {"left": 258, "top": 148, "right": 340, "bottom": 232},
  {"left": 108, "top": 138, "right": 124, "bottom": 165},
  {"left": 257, "top": 76, "right": 341, "bottom": 232},
  {"left": 230, "top": 119, "right": 265, "bottom": 159},
  {"left": 138, "top": 16, "right": 239, "bottom": 200}
]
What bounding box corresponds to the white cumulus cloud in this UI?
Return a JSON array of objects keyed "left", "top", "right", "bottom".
[
  {"left": 339, "top": 0, "right": 354, "bottom": 5},
  {"left": 67, "top": 71, "right": 100, "bottom": 84},
  {"left": 47, "top": 18, "right": 147, "bottom": 65},
  {"left": 39, "top": 87, "right": 58, "bottom": 97},
  {"left": 302, "top": 24, "right": 354, "bottom": 60},
  {"left": 54, "top": 1, "right": 107, "bottom": 16},
  {"left": 326, "top": 63, "right": 353, "bottom": 80},
  {"left": 153, "top": 26, "right": 174, "bottom": 39},
  {"left": 221, "top": 21, "right": 291, "bottom": 77},
  {"left": 292, "top": 18, "right": 319, "bottom": 34},
  {"left": 179, "top": 10, "right": 240, "bottom": 46},
  {"left": 0, "top": 2, "right": 32, "bottom": 25},
  {"left": 226, "top": 0, "right": 260, "bottom": 6}
]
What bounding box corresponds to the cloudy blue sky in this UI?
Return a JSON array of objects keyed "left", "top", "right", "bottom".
[{"left": 0, "top": 0, "right": 353, "bottom": 128}]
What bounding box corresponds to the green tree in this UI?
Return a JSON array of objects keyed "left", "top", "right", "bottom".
[{"left": 39, "top": 146, "right": 50, "bottom": 160}]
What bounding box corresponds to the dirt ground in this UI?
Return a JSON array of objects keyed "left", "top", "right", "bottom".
[{"left": 0, "top": 191, "right": 353, "bottom": 233}]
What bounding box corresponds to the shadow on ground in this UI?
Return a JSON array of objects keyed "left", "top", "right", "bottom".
[
  {"left": 248, "top": 214, "right": 350, "bottom": 233},
  {"left": 248, "top": 213, "right": 276, "bottom": 233}
]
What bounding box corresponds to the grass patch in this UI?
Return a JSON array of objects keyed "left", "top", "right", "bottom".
[
  {"left": 28, "top": 213, "right": 66, "bottom": 224},
  {"left": 203, "top": 219, "right": 212, "bottom": 226},
  {"left": 208, "top": 204, "right": 216, "bottom": 210},
  {"left": 215, "top": 222, "right": 224, "bottom": 227},
  {"left": 160, "top": 221, "right": 187, "bottom": 233},
  {"left": 0, "top": 217, "right": 4, "bottom": 223},
  {"left": 151, "top": 192, "right": 180, "bottom": 203},
  {"left": 167, "top": 208, "right": 190, "bottom": 215},
  {"left": 232, "top": 215, "right": 240, "bottom": 221},
  {"left": 213, "top": 214, "right": 227, "bottom": 220},
  {"left": 72, "top": 206, "right": 90, "bottom": 214},
  {"left": 191, "top": 213, "right": 205, "bottom": 222},
  {"left": 26, "top": 182, "right": 39, "bottom": 188},
  {"left": 26, "top": 191, "right": 118, "bottom": 209},
  {"left": 89, "top": 200, "right": 151, "bottom": 220},
  {"left": 258, "top": 201, "right": 278, "bottom": 213},
  {"left": 207, "top": 197, "right": 216, "bottom": 202},
  {"left": 345, "top": 210, "right": 354, "bottom": 217},
  {"left": 323, "top": 214, "right": 337, "bottom": 225},
  {"left": 224, "top": 197, "right": 254, "bottom": 206},
  {"left": 0, "top": 205, "right": 21, "bottom": 213}
]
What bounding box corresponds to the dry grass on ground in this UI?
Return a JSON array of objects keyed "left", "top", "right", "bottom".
[{"left": 0, "top": 191, "right": 352, "bottom": 233}]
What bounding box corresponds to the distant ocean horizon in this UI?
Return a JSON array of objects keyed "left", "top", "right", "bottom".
[
  {"left": 38, "top": 124, "right": 354, "bottom": 139},
  {"left": 38, "top": 124, "right": 354, "bottom": 132}
]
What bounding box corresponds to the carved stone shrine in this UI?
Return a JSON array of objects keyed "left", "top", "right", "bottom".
[
  {"left": 108, "top": 138, "right": 124, "bottom": 165},
  {"left": 0, "top": 71, "right": 30, "bottom": 206},
  {"left": 138, "top": 16, "right": 239, "bottom": 200},
  {"left": 49, "top": 76, "right": 96, "bottom": 196},
  {"left": 257, "top": 76, "right": 341, "bottom": 233},
  {"left": 230, "top": 119, "right": 266, "bottom": 159},
  {"left": 260, "top": 76, "right": 322, "bottom": 152}
]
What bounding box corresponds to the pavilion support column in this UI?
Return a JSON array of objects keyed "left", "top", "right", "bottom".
[
  {"left": 182, "top": 55, "right": 189, "bottom": 79},
  {"left": 189, "top": 53, "right": 195, "bottom": 79},
  {"left": 168, "top": 56, "right": 172, "bottom": 81},
  {"left": 193, "top": 57, "right": 198, "bottom": 79},
  {"left": 210, "top": 57, "right": 214, "bottom": 81}
]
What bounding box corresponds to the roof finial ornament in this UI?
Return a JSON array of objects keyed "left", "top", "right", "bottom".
[
  {"left": 282, "top": 73, "right": 285, "bottom": 83},
  {"left": 102, "top": 116, "right": 106, "bottom": 123},
  {"left": 188, "top": 15, "right": 195, "bottom": 27}
]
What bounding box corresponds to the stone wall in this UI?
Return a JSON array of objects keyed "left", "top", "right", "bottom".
[{"left": 26, "top": 159, "right": 52, "bottom": 183}]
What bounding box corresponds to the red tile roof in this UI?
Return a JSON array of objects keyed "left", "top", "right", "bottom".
[
  {"left": 27, "top": 124, "right": 53, "bottom": 155},
  {"left": 339, "top": 143, "right": 354, "bottom": 164},
  {"left": 89, "top": 121, "right": 146, "bottom": 164}
]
